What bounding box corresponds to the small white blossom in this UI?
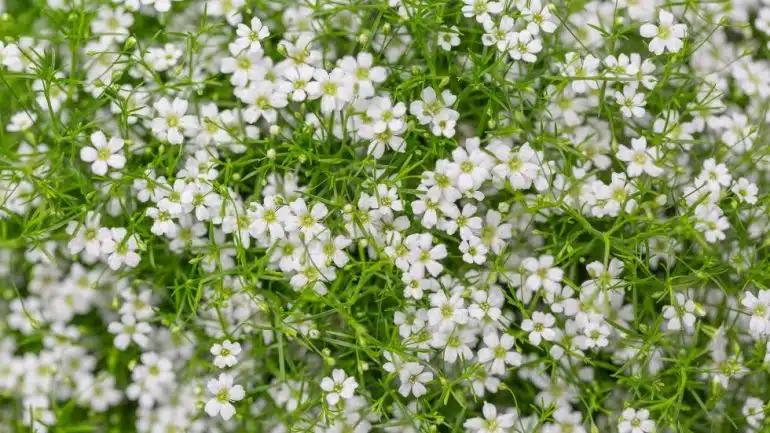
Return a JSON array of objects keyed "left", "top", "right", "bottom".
[{"left": 205, "top": 373, "right": 246, "bottom": 421}]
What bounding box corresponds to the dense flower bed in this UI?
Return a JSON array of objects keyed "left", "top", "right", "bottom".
[{"left": 1, "top": 0, "right": 769, "bottom": 432}]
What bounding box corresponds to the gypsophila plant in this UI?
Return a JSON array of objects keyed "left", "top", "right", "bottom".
[{"left": 1, "top": 0, "right": 770, "bottom": 432}]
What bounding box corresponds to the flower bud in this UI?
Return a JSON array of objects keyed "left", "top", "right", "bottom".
[{"left": 124, "top": 36, "right": 137, "bottom": 50}]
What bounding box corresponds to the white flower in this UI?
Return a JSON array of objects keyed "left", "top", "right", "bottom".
[
  {"left": 662, "top": 292, "right": 703, "bottom": 332},
  {"left": 479, "top": 210, "right": 512, "bottom": 255},
  {"left": 592, "top": 173, "right": 638, "bottom": 217},
  {"left": 446, "top": 145, "right": 492, "bottom": 191},
  {"left": 490, "top": 142, "right": 539, "bottom": 190},
  {"left": 618, "top": 408, "right": 655, "bottom": 433},
  {"left": 463, "top": 402, "right": 515, "bottom": 433},
  {"left": 432, "top": 108, "right": 459, "bottom": 138},
  {"left": 443, "top": 203, "right": 482, "bottom": 240},
  {"left": 603, "top": 53, "right": 639, "bottom": 78},
  {"left": 233, "top": 17, "right": 270, "bottom": 54},
  {"left": 140, "top": 0, "right": 178, "bottom": 13},
  {"left": 437, "top": 26, "right": 461, "bottom": 51},
  {"left": 477, "top": 332, "right": 521, "bottom": 375},
  {"left": 397, "top": 362, "right": 433, "bottom": 398},
  {"left": 482, "top": 16, "right": 515, "bottom": 52},
  {"left": 732, "top": 177, "right": 758, "bottom": 204},
  {"left": 91, "top": 8, "right": 133, "bottom": 43},
  {"left": 406, "top": 233, "right": 447, "bottom": 279},
  {"left": 119, "top": 288, "right": 154, "bottom": 320},
  {"left": 468, "top": 288, "right": 504, "bottom": 323},
  {"left": 247, "top": 195, "right": 290, "bottom": 241},
  {"left": 306, "top": 67, "right": 354, "bottom": 114},
  {"left": 285, "top": 198, "right": 328, "bottom": 237},
  {"left": 694, "top": 203, "right": 729, "bottom": 243},
  {"left": 434, "top": 329, "right": 475, "bottom": 363},
  {"left": 741, "top": 290, "right": 770, "bottom": 337},
  {"left": 205, "top": 373, "right": 246, "bottom": 420},
  {"left": 583, "top": 258, "right": 625, "bottom": 291},
  {"left": 461, "top": 0, "right": 503, "bottom": 24},
  {"left": 521, "top": 0, "right": 558, "bottom": 34},
  {"left": 460, "top": 236, "right": 488, "bottom": 264},
  {"left": 564, "top": 52, "right": 600, "bottom": 93},
  {"left": 577, "top": 319, "right": 611, "bottom": 349},
  {"left": 743, "top": 397, "right": 765, "bottom": 428},
  {"left": 378, "top": 183, "right": 403, "bottom": 212},
  {"left": 521, "top": 311, "right": 556, "bottom": 345},
  {"left": 220, "top": 47, "right": 260, "bottom": 87},
  {"left": 146, "top": 207, "right": 179, "bottom": 237},
  {"left": 194, "top": 104, "right": 230, "bottom": 148},
  {"left": 393, "top": 307, "right": 427, "bottom": 339},
  {"left": 522, "top": 254, "right": 563, "bottom": 293},
  {"left": 108, "top": 314, "right": 152, "bottom": 349},
  {"left": 144, "top": 43, "right": 183, "bottom": 71},
  {"left": 359, "top": 95, "right": 409, "bottom": 158},
  {"left": 211, "top": 340, "right": 242, "bottom": 368},
  {"left": 508, "top": 30, "right": 542, "bottom": 63},
  {"left": 410, "top": 87, "right": 456, "bottom": 125},
  {"left": 101, "top": 227, "right": 141, "bottom": 270},
  {"left": 428, "top": 291, "right": 468, "bottom": 332},
  {"left": 212, "top": 0, "right": 245, "bottom": 22},
  {"left": 66, "top": 211, "right": 110, "bottom": 259},
  {"left": 151, "top": 97, "right": 198, "bottom": 144},
  {"left": 280, "top": 64, "right": 316, "bottom": 102},
  {"left": 639, "top": 10, "right": 687, "bottom": 55},
  {"left": 544, "top": 285, "right": 579, "bottom": 316},
  {"left": 320, "top": 369, "right": 358, "bottom": 405},
  {"left": 401, "top": 274, "right": 435, "bottom": 300},
  {"left": 614, "top": 84, "right": 647, "bottom": 118},
  {"left": 337, "top": 52, "right": 387, "bottom": 99},
  {"left": 7, "top": 111, "right": 36, "bottom": 132},
  {"left": 289, "top": 262, "right": 336, "bottom": 295},
  {"left": 0, "top": 42, "right": 23, "bottom": 72},
  {"left": 696, "top": 158, "right": 731, "bottom": 192},
  {"left": 311, "top": 232, "right": 352, "bottom": 268},
  {"left": 238, "top": 82, "right": 288, "bottom": 124},
  {"left": 617, "top": 137, "right": 662, "bottom": 177},
  {"left": 76, "top": 374, "right": 122, "bottom": 412},
  {"left": 80, "top": 131, "right": 125, "bottom": 175}
]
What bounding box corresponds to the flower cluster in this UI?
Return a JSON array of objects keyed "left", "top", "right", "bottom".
[{"left": 1, "top": 0, "right": 770, "bottom": 432}]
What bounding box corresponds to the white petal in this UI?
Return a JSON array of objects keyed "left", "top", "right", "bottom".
[
  {"left": 219, "top": 402, "right": 236, "bottom": 420},
  {"left": 639, "top": 24, "right": 658, "bottom": 38},
  {"left": 80, "top": 146, "right": 97, "bottom": 162},
  {"left": 204, "top": 399, "right": 221, "bottom": 417}
]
